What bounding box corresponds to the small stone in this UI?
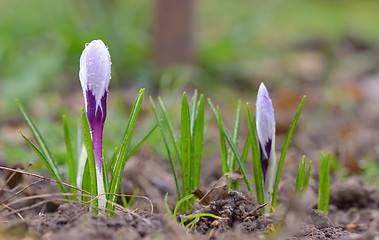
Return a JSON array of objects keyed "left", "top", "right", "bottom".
[{"left": 311, "top": 210, "right": 334, "bottom": 229}]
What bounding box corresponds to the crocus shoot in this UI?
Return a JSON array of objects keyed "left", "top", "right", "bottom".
[
  {"left": 256, "top": 83, "right": 276, "bottom": 211},
  {"left": 79, "top": 39, "right": 111, "bottom": 208}
]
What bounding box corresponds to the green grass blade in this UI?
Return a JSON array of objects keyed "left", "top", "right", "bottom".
[
  {"left": 318, "top": 153, "right": 326, "bottom": 213},
  {"left": 325, "top": 154, "right": 330, "bottom": 214},
  {"left": 16, "top": 100, "right": 64, "bottom": 186},
  {"left": 106, "top": 146, "right": 119, "bottom": 174},
  {"left": 158, "top": 96, "right": 181, "bottom": 161},
  {"left": 102, "top": 153, "right": 109, "bottom": 193},
  {"left": 241, "top": 133, "right": 252, "bottom": 164},
  {"left": 81, "top": 160, "right": 90, "bottom": 202},
  {"left": 192, "top": 94, "right": 204, "bottom": 189},
  {"left": 150, "top": 96, "right": 182, "bottom": 201},
  {"left": 222, "top": 131, "right": 254, "bottom": 195},
  {"left": 126, "top": 124, "right": 158, "bottom": 159},
  {"left": 81, "top": 109, "right": 98, "bottom": 210},
  {"left": 63, "top": 115, "right": 77, "bottom": 194},
  {"left": 180, "top": 213, "right": 222, "bottom": 225},
  {"left": 108, "top": 89, "right": 145, "bottom": 209},
  {"left": 207, "top": 98, "right": 254, "bottom": 195},
  {"left": 19, "top": 131, "right": 67, "bottom": 195},
  {"left": 181, "top": 92, "right": 192, "bottom": 212},
  {"left": 234, "top": 133, "right": 251, "bottom": 190},
  {"left": 246, "top": 105, "right": 264, "bottom": 204},
  {"left": 173, "top": 194, "right": 193, "bottom": 217},
  {"left": 318, "top": 153, "right": 330, "bottom": 214},
  {"left": 303, "top": 160, "right": 312, "bottom": 191},
  {"left": 77, "top": 122, "right": 83, "bottom": 164},
  {"left": 189, "top": 89, "right": 198, "bottom": 135},
  {"left": 126, "top": 188, "right": 140, "bottom": 208},
  {"left": 120, "top": 188, "right": 128, "bottom": 208},
  {"left": 216, "top": 107, "right": 228, "bottom": 174},
  {"left": 106, "top": 124, "right": 157, "bottom": 176},
  {"left": 271, "top": 96, "right": 306, "bottom": 210},
  {"left": 228, "top": 100, "right": 241, "bottom": 172},
  {"left": 164, "top": 193, "right": 172, "bottom": 216},
  {"left": 295, "top": 156, "right": 306, "bottom": 193}
]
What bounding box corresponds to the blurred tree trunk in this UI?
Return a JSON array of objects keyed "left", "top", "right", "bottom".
[{"left": 154, "top": 0, "right": 194, "bottom": 67}]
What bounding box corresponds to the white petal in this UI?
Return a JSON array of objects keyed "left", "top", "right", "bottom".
[
  {"left": 79, "top": 40, "right": 111, "bottom": 111},
  {"left": 256, "top": 83, "right": 275, "bottom": 158}
]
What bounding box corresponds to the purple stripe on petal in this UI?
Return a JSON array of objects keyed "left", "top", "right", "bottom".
[
  {"left": 86, "top": 89, "right": 107, "bottom": 171},
  {"left": 260, "top": 138, "right": 272, "bottom": 181}
]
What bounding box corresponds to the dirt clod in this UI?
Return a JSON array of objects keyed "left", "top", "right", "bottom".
[{"left": 184, "top": 190, "right": 273, "bottom": 237}]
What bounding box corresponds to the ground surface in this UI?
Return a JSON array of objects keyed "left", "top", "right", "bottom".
[{"left": 0, "top": 154, "right": 378, "bottom": 240}]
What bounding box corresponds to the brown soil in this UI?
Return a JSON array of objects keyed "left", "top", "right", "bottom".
[{"left": 0, "top": 162, "right": 378, "bottom": 240}]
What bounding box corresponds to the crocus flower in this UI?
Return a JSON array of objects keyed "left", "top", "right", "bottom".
[
  {"left": 79, "top": 40, "right": 111, "bottom": 207},
  {"left": 79, "top": 40, "right": 111, "bottom": 173},
  {"left": 256, "top": 82, "right": 275, "bottom": 181}
]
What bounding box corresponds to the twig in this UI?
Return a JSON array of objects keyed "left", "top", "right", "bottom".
[
  {"left": 1, "top": 179, "right": 45, "bottom": 204},
  {"left": 0, "top": 163, "right": 31, "bottom": 191},
  {"left": 0, "top": 204, "right": 25, "bottom": 221},
  {"left": 85, "top": 193, "right": 154, "bottom": 214},
  {"left": 0, "top": 166, "right": 90, "bottom": 195}
]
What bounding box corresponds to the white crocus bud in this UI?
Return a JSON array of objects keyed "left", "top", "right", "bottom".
[
  {"left": 79, "top": 39, "right": 111, "bottom": 209},
  {"left": 256, "top": 82, "right": 276, "bottom": 209}
]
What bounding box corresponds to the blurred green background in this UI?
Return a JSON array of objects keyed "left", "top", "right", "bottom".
[
  {"left": 1, "top": 0, "right": 379, "bottom": 113},
  {"left": 1, "top": 0, "right": 379, "bottom": 185}
]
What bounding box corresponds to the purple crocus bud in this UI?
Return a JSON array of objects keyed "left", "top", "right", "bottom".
[
  {"left": 256, "top": 83, "right": 275, "bottom": 181},
  {"left": 79, "top": 40, "right": 111, "bottom": 173}
]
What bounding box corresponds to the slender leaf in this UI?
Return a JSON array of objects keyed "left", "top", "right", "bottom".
[
  {"left": 108, "top": 89, "right": 145, "bottom": 209},
  {"left": 180, "top": 92, "right": 192, "bottom": 211},
  {"left": 318, "top": 153, "right": 330, "bottom": 214},
  {"left": 16, "top": 100, "right": 64, "bottom": 187},
  {"left": 63, "top": 115, "right": 77, "bottom": 194},
  {"left": 158, "top": 97, "right": 180, "bottom": 161},
  {"left": 318, "top": 153, "right": 326, "bottom": 213},
  {"left": 105, "top": 122, "right": 156, "bottom": 175},
  {"left": 120, "top": 188, "right": 128, "bottom": 208},
  {"left": 107, "top": 146, "right": 119, "bottom": 174},
  {"left": 81, "top": 109, "right": 98, "bottom": 210},
  {"left": 207, "top": 98, "right": 254, "bottom": 195},
  {"left": 81, "top": 160, "right": 91, "bottom": 202},
  {"left": 246, "top": 105, "right": 264, "bottom": 204},
  {"left": 228, "top": 100, "right": 241, "bottom": 172},
  {"left": 181, "top": 213, "right": 222, "bottom": 223},
  {"left": 216, "top": 107, "right": 228, "bottom": 174},
  {"left": 126, "top": 124, "right": 157, "bottom": 159},
  {"left": 234, "top": 133, "right": 252, "bottom": 190},
  {"left": 150, "top": 96, "right": 181, "bottom": 200},
  {"left": 192, "top": 94, "right": 204, "bottom": 189},
  {"left": 189, "top": 89, "right": 198, "bottom": 136},
  {"left": 173, "top": 194, "right": 193, "bottom": 218},
  {"left": 19, "top": 131, "right": 67, "bottom": 195},
  {"left": 324, "top": 155, "right": 330, "bottom": 214},
  {"left": 102, "top": 153, "right": 109, "bottom": 193},
  {"left": 271, "top": 96, "right": 306, "bottom": 210},
  {"left": 126, "top": 188, "right": 140, "bottom": 208},
  {"left": 180, "top": 213, "right": 222, "bottom": 225},
  {"left": 77, "top": 121, "right": 83, "bottom": 164},
  {"left": 303, "top": 161, "right": 312, "bottom": 191},
  {"left": 295, "top": 156, "right": 306, "bottom": 193},
  {"left": 164, "top": 193, "right": 172, "bottom": 216}
]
